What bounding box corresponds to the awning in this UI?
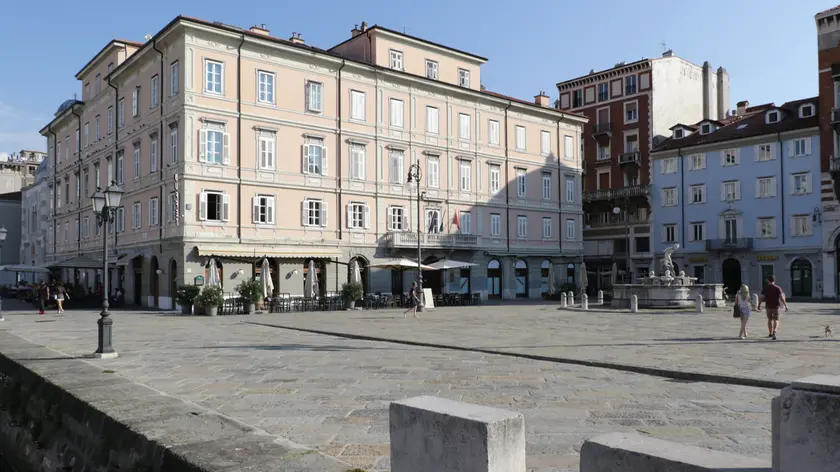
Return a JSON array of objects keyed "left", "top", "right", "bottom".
[
  {"left": 195, "top": 246, "right": 342, "bottom": 259},
  {"left": 48, "top": 255, "right": 104, "bottom": 269}
]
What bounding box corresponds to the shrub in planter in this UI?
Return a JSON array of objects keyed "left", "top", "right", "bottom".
[
  {"left": 341, "top": 281, "right": 363, "bottom": 310},
  {"left": 236, "top": 279, "right": 263, "bottom": 314},
  {"left": 175, "top": 285, "right": 201, "bottom": 314},
  {"left": 196, "top": 286, "right": 224, "bottom": 317}
]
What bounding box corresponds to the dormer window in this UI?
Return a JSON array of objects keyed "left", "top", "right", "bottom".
[
  {"left": 766, "top": 110, "right": 780, "bottom": 124},
  {"left": 389, "top": 50, "right": 403, "bottom": 70},
  {"left": 799, "top": 103, "right": 815, "bottom": 118},
  {"left": 674, "top": 128, "right": 684, "bottom": 139},
  {"left": 700, "top": 123, "right": 711, "bottom": 135}
]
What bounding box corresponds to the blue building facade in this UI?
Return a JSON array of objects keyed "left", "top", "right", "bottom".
[{"left": 651, "top": 98, "right": 823, "bottom": 298}]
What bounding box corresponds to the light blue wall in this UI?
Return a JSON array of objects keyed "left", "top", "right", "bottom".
[{"left": 651, "top": 132, "right": 823, "bottom": 254}]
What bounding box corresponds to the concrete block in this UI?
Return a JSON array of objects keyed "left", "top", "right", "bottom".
[
  {"left": 772, "top": 394, "right": 782, "bottom": 472},
  {"left": 630, "top": 295, "right": 638, "bottom": 313},
  {"left": 582, "top": 294, "right": 588, "bottom": 311},
  {"left": 568, "top": 291, "right": 574, "bottom": 305},
  {"left": 580, "top": 432, "right": 770, "bottom": 472},
  {"left": 560, "top": 293, "right": 567, "bottom": 308},
  {"left": 390, "top": 395, "right": 525, "bottom": 472},
  {"left": 695, "top": 294, "right": 704, "bottom": 313},
  {"left": 779, "top": 376, "right": 840, "bottom": 472},
  {"left": 597, "top": 290, "right": 604, "bottom": 305}
]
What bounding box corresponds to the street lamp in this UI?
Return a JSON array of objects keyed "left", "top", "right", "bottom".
[
  {"left": 91, "top": 183, "right": 123, "bottom": 359},
  {"left": 613, "top": 205, "right": 631, "bottom": 283},
  {"left": 407, "top": 160, "right": 425, "bottom": 312},
  {"left": 0, "top": 226, "right": 6, "bottom": 322}
]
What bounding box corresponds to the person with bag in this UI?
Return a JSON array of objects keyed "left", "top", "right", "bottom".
[
  {"left": 733, "top": 284, "right": 756, "bottom": 339},
  {"left": 55, "top": 283, "right": 67, "bottom": 314}
]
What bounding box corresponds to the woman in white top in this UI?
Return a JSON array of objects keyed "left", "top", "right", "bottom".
[{"left": 735, "top": 284, "right": 756, "bottom": 339}]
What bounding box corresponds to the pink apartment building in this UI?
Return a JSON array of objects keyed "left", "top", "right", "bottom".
[{"left": 40, "top": 17, "right": 586, "bottom": 308}]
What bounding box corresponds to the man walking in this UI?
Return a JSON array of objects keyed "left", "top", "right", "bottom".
[
  {"left": 757, "top": 275, "right": 788, "bottom": 340},
  {"left": 403, "top": 281, "right": 420, "bottom": 319},
  {"left": 37, "top": 282, "right": 50, "bottom": 315}
]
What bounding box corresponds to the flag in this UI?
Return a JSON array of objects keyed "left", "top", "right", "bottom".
[{"left": 452, "top": 212, "right": 460, "bottom": 230}]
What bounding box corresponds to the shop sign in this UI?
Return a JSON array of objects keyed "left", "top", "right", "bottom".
[
  {"left": 756, "top": 255, "right": 778, "bottom": 261},
  {"left": 688, "top": 256, "right": 707, "bottom": 262}
]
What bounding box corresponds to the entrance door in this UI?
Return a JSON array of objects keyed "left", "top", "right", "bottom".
[
  {"left": 515, "top": 260, "right": 528, "bottom": 298},
  {"left": 132, "top": 257, "right": 143, "bottom": 306},
  {"left": 760, "top": 264, "right": 774, "bottom": 287},
  {"left": 790, "top": 259, "right": 813, "bottom": 298},
  {"left": 722, "top": 258, "right": 741, "bottom": 295},
  {"left": 693, "top": 265, "right": 705, "bottom": 283},
  {"left": 487, "top": 260, "right": 501, "bottom": 298},
  {"left": 391, "top": 270, "right": 404, "bottom": 295},
  {"left": 150, "top": 256, "right": 159, "bottom": 308}
]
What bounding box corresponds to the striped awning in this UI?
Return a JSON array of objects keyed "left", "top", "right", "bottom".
[{"left": 195, "top": 246, "right": 342, "bottom": 260}]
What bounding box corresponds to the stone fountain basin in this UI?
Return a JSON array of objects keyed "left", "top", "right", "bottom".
[{"left": 610, "top": 284, "right": 726, "bottom": 309}]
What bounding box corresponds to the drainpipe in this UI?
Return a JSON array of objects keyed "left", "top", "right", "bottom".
[
  {"left": 679, "top": 148, "right": 685, "bottom": 248},
  {"left": 71, "top": 106, "right": 82, "bottom": 256},
  {"left": 106, "top": 75, "right": 120, "bottom": 258},
  {"left": 337, "top": 60, "right": 346, "bottom": 240},
  {"left": 153, "top": 38, "right": 165, "bottom": 255},
  {"left": 556, "top": 116, "right": 564, "bottom": 256},
  {"left": 503, "top": 102, "right": 513, "bottom": 253},
  {"left": 48, "top": 127, "right": 57, "bottom": 258},
  {"left": 778, "top": 132, "right": 786, "bottom": 244},
  {"left": 236, "top": 35, "right": 245, "bottom": 243}
]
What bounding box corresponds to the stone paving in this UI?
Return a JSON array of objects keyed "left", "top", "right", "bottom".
[{"left": 0, "top": 303, "right": 815, "bottom": 471}]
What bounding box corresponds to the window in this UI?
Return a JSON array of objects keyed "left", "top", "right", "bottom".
[
  {"left": 450, "top": 112, "right": 470, "bottom": 142},
  {"left": 800, "top": 104, "right": 815, "bottom": 118},
  {"left": 542, "top": 172, "right": 551, "bottom": 200},
  {"left": 83, "top": 123, "right": 89, "bottom": 147},
  {"left": 515, "top": 126, "right": 526, "bottom": 150},
  {"left": 150, "top": 136, "right": 158, "bottom": 173},
  {"left": 84, "top": 83, "right": 89, "bottom": 100},
  {"left": 572, "top": 89, "right": 582, "bottom": 108},
  {"left": 689, "top": 153, "right": 705, "bottom": 170},
  {"left": 458, "top": 68, "right": 470, "bottom": 87},
  {"left": 426, "top": 106, "right": 439, "bottom": 134},
  {"left": 426, "top": 156, "right": 439, "bottom": 188},
  {"left": 722, "top": 180, "right": 740, "bottom": 201},
  {"left": 624, "top": 101, "right": 638, "bottom": 123},
  {"left": 82, "top": 217, "right": 90, "bottom": 239},
  {"left": 115, "top": 207, "right": 124, "bottom": 232},
  {"left": 94, "top": 74, "right": 101, "bottom": 95},
  {"left": 517, "top": 216, "right": 528, "bottom": 238},
  {"left": 306, "top": 81, "right": 323, "bottom": 113},
  {"left": 116, "top": 151, "right": 124, "bottom": 184},
  {"left": 95, "top": 116, "right": 100, "bottom": 141},
  {"left": 132, "top": 202, "right": 141, "bottom": 229},
  {"left": 151, "top": 75, "right": 159, "bottom": 108},
  {"left": 490, "top": 213, "right": 501, "bottom": 236},
  {"left": 690, "top": 222, "right": 704, "bottom": 241},
  {"left": 350, "top": 143, "right": 365, "bottom": 180},
  {"left": 132, "top": 87, "right": 140, "bottom": 117},
  {"left": 389, "top": 50, "right": 403, "bottom": 70},
  {"left": 426, "top": 209, "right": 442, "bottom": 233},
  {"left": 488, "top": 120, "right": 500, "bottom": 145},
  {"left": 459, "top": 160, "right": 471, "bottom": 191},
  {"left": 388, "top": 206, "right": 405, "bottom": 231},
  {"left": 664, "top": 224, "right": 676, "bottom": 243},
  {"left": 597, "top": 143, "right": 610, "bottom": 161},
  {"left": 168, "top": 192, "right": 178, "bottom": 222},
  {"left": 170, "top": 61, "right": 179, "bottom": 95},
  {"left": 389, "top": 149, "right": 404, "bottom": 184},
  {"left": 723, "top": 149, "right": 739, "bottom": 166},
  {"left": 169, "top": 126, "right": 178, "bottom": 164},
  {"left": 133, "top": 143, "right": 140, "bottom": 179},
  {"left": 766, "top": 110, "right": 780, "bottom": 123},
  {"left": 700, "top": 123, "right": 711, "bottom": 135},
  {"left": 460, "top": 211, "right": 472, "bottom": 235},
  {"left": 758, "top": 144, "right": 773, "bottom": 161},
  {"left": 257, "top": 70, "right": 274, "bottom": 104},
  {"left": 251, "top": 195, "right": 275, "bottom": 224},
  {"left": 75, "top": 173, "right": 80, "bottom": 201},
  {"left": 199, "top": 191, "right": 229, "bottom": 222},
  {"left": 350, "top": 90, "right": 366, "bottom": 121},
  {"left": 425, "top": 60, "right": 438, "bottom": 80},
  {"left": 597, "top": 83, "right": 608, "bottom": 102},
  {"left": 540, "top": 131, "right": 551, "bottom": 155},
  {"left": 56, "top": 185, "right": 61, "bottom": 209},
  {"left": 564, "top": 136, "right": 574, "bottom": 160},
  {"left": 674, "top": 128, "right": 684, "bottom": 139},
  {"left": 758, "top": 217, "right": 775, "bottom": 238},
  {"left": 489, "top": 165, "right": 500, "bottom": 194},
  {"left": 792, "top": 138, "right": 811, "bottom": 156},
  {"left": 565, "top": 219, "right": 576, "bottom": 240},
  {"left": 661, "top": 158, "right": 677, "bottom": 174},
  {"left": 565, "top": 176, "right": 575, "bottom": 202},
  {"left": 83, "top": 169, "right": 89, "bottom": 199},
  {"left": 148, "top": 197, "right": 159, "bottom": 226},
  {"left": 303, "top": 136, "right": 326, "bottom": 175},
  {"left": 543, "top": 217, "right": 552, "bottom": 239},
  {"left": 757, "top": 177, "right": 776, "bottom": 198},
  {"left": 94, "top": 163, "right": 99, "bottom": 189},
  {"left": 662, "top": 187, "right": 677, "bottom": 206},
  {"left": 792, "top": 173, "right": 811, "bottom": 195},
  {"left": 625, "top": 75, "right": 637, "bottom": 95},
  {"left": 199, "top": 128, "right": 229, "bottom": 165},
  {"left": 107, "top": 107, "right": 113, "bottom": 134},
  {"left": 792, "top": 215, "right": 810, "bottom": 236},
  {"left": 118, "top": 99, "right": 125, "bottom": 128},
  {"left": 107, "top": 62, "right": 113, "bottom": 74},
  {"left": 205, "top": 60, "right": 223, "bottom": 94},
  {"left": 516, "top": 169, "right": 526, "bottom": 197},
  {"left": 258, "top": 136, "right": 275, "bottom": 169},
  {"left": 390, "top": 99, "right": 404, "bottom": 127},
  {"left": 690, "top": 184, "right": 705, "bottom": 204}
]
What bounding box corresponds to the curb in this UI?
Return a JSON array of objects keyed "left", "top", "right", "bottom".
[{"left": 247, "top": 321, "right": 788, "bottom": 391}]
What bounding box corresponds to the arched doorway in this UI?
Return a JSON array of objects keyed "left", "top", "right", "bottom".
[
  {"left": 348, "top": 256, "right": 370, "bottom": 295},
  {"left": 132, "top": 256, "right": 144, "bottom": 306},
  {"left": 422, "top": 256, "right": 443, "bottom": 294},
  {"left": 487, "top": 260, "right": 501, "bottom": 299},
  {"left": 790, "top": 259, "right": 813, "bottom": 298},
  {"left": 150, "top": 256, "right": 159, "bottom": 308},
  {"left": 722, "top": 258, "right": 741, "bottom": 295},
  {"left": 169, "top": 259, "right": 178, "bottom": 308},
  {"left": 540, "top": 260, "right": 551, "bottom": 294},
  {"left": 515, "top": 259, "right": 528, "bottom": 298}
]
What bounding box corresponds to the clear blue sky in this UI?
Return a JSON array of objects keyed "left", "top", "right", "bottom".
[{"left": 0, "top": 0, "right": 832, "bottom": 152}]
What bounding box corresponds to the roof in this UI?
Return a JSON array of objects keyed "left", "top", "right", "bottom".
[
  {"left": 55, "top": 99, "right": 83, "bottom": 116},
  {"left": 75, "top": 39, "right": 143, "bottom": 79},
  {"left": 480, "top": 90, "right": 586, "bottom": 119},
  {"left": 817, "top": 4, "right": 840, "bottom": 17},
  {"left": 652, "top": 96, "right": 819, "bottom": 153},
  {"left": 328, "top": 25, "right": 488, "bottom": 62},
  {"left": 556, "top": 58, "right": 649, "bottom": 87}
]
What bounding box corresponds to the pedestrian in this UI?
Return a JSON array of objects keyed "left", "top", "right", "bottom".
[
  {"left": 756, "top": 275, "right": 788, "bottom": 340},
  {"left": 403, "top": 281, "right": 420, "bottom": 319},
  {"left": 37, "top": 282, "right": 49, "bottom": 315},
  {"left": 734, "top": 284, "right": 756, "bottom": 339},
  {"left": 55, "top": 283, "right": 67, "bottom": 314}
]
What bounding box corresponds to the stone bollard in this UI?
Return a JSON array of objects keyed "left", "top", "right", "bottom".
[
  {"left": 695, "top": 294, "right": 704, "bottom": 313},
  {"left": 630, "top": 294, "right": 638, "bottom": 313},
  {"left": 568, "top": 291, "right": 574, "bottom": 305},
  {"left": 560, "top": 292, "right": 567, "bottom": 308},
  {"left": 777, "top": 375, "right": 840, "bottom": 472},
  {"left": 390, "top": 396, "right": 526, "bottom": 472},
  {"left": 582, "top": 294, "right": 588, "bottom": 311},
  {"left": 597, "top": 290, "right": 604, "bottom": 305}
]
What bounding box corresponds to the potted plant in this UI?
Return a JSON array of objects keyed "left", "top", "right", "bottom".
[
  {"left": 236, "top": 279, "right": 263, "bottom": 315},
  {"left": 196, "top": 286, "right": 224, "bottom": 317},
  {"left": 341, "top": 281, "right": 363, "bottom": 310},
  {"left": 175, "top": 285, "right": 201, "bottom": 315}
]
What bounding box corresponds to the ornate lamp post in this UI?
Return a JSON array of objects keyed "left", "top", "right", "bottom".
[
  {"left": 0, "top": 226, "right": 6, "bottom": 322},
  {"left": 91, "top": 183, "right": 123, "bottom": 358},
  {"left": 407, "top": 160, "right": 425, "bottom": 312}
]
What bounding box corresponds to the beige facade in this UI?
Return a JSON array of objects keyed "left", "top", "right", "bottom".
[{"left": 41, "top": 17, "right": 586, "bottom": 307}]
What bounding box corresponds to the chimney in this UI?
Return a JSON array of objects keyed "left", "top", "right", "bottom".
[
  {"left": 736, "top": 100, "right": 749, "bottom": 117},
  {"left": 249, "top": 24, "right": 270, "bottom": 36},
  {"left": 351, "top": 24, "right": 362, "bottom": 37},
  {"left": 361, "top": 21, "right": 368, "bottom": 31},
  {"left": 662, "top": 49, "right": 673, "bottom": 57},
  {"left": 534, "top": 91, "right": 550, "bottom": 108},
  {"left": 289, "top": 32, "right": 305, "bottom": 44}
]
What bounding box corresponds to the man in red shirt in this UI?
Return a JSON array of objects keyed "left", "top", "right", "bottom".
[{"left": 756, "top": 275, "right": 788, "bottom": 340}]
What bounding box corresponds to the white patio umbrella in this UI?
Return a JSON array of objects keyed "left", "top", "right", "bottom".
[
  {"left": 207, "top": 258, "right": 221, "bottom": 288},
  {"left": 427, "top": 259, "right": 477, "bottom": 294},
  {"left": 610, "top": 261, "right": 618, "bottom": 286},
  {"left": 579, "top": 262, "right": 588, "bottom": 293},
  {"left": 0, "top": 264, "right": 50, "bottom": 273},
  {"left": 548, "top": 263, "right": 556, "bottom": 295},
  {"left": 305, "top": 260, "right": 318, "bottom": 298},
  {"left": 261, "top": 258, "right": 274, "bottom": 298},
  {"left": 367, "top": 258, "right": 437, "bottom": 271},
  {"left": 351, "top": 260, "right": 362, "bottom": 284}
]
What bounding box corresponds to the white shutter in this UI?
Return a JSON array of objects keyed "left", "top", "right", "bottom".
[
  {"left": 805, "top": 137, "right": 813, "bottom": 155},
  {"left": 720, "top": 151, "right": 725, "bottom": 167},
  {"left": 346, "top": 203, "right": 352, "bottom": 229},
  {"left": 788, "top": 141, "right": 794, "bottom": 156},
  {"left": 806, "top": 173, "right": 813, "bottom": 193},
  {"left": 755, "top": 179, "right": 761, "bottom": 198},
  {"left": 252, "top": 196, "right": 260, "bottom": 223},
  {"left": 301, "top": 200, "right": 307, "bottom": 226},
  {"left": 267, "top": 196, "right": 275, "bottom": 224},
  {"left": 364, "top": 204, "right": 371, "bottom": 229},
  {"left": 222, "top": 133, "right": 231, "bottom": 165},
  {"left": 222, "top": 194, "right": 230, "bottom": 221},
  {"left": 148, "top": 201, "right": 153, "bottom": 226},
  {"left": 790, "top": 175, "right": 797, "bottom": 195},
  {"left": 735, "top": 181, "right": 741, "bottom": 200},
  {"left": 720, "top": 183, "right": 726, "bottom": 201},
  {"left": 755, "top": 218, "right": 761, "bottom": 238},
  {"left": 754, "top": 145, "right": 760, "bottom": 162},
  {"left": 660, "top": 189, "right": 666, "bottom": 205},
  {"left": 386, "top": 206, "right": 393, "bottom": 230},
  {"left": 302, "top": 144, "right": 310, "bottom": 174},
  {"left": 305, "top": 82, "right": 310, "bottom": 110},
  {"left": 199, "top": 191, "right": 207, "bottom": 220},
  {"left": 771, "top": 177, "right": 777, "bottom": 197},
  {"left": 659, "top": 160, "right": 664, "bottom": 174},
  {"left": 321, "top": 201, "right": 329, "bottom": 227},
  {"left": 198, "top": 129, "right": 207, "bottom": 162},
  {"left": 771, "top": 218, "right": 777, "bottom": 237},
  {"left": 321, "top": 146, "right": 328, "bottom": 176}
]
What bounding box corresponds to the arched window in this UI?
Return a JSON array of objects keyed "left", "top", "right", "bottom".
[
  {"left": 487, "top": 259, "right": 501, "bottom": 298},
  {"left": 567, "top": 263, "right": 575, "bottom": 285},
  {"left": 540, "top": 260, "right": 551, "bottom": 294},
  {"left": 515, "top": 259, "right": 528, "bottom": 297}
]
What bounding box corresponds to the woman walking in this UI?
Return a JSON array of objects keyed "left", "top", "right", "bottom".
[
  {"left": 735, "top": 284, "right": 756, "bottom": 339},
  {"left": 55, "top": 283, "right": 67, "bottom": 314}
]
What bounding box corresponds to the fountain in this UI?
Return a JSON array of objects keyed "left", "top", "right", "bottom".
[{"left": 611, "top": 244, "right": 727, "bottom": 309}]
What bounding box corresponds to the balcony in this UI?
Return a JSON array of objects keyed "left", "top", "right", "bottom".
[
  {"left": 593, "top": 122, "right": 612, "bottom": 137},
  {"left": 586, "top": 213, "right": 650, "bottom": 228},
  {"left": 705, "top": 238, "right": 754, "bottom": 252},
  {"left": 583, "top": 184, "right": 651, "bottom": 203},
  {"left": 584, "top": 240, "right": 614, "bottom": 258},
  {"left": 619, "top": 151, "right": 641, "bottom": 166},
  {"left": 384, "top": 231, "right": 480, "bottom": 248}
]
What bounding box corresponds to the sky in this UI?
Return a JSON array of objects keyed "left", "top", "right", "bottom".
[{"left": 0, "top": 0, "right": 833, "bottom": 152}]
